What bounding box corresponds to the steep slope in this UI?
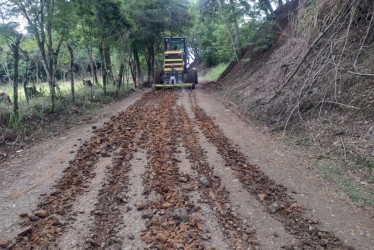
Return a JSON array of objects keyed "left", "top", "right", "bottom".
[{"left": 218, "top": 0, "right": 374, "bottom": 181}]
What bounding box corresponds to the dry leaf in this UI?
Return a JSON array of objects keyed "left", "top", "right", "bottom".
[{"left": 258, "top": 193, "right": 266, "bottom": 202}]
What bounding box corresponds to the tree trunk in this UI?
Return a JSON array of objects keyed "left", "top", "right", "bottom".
[
  {"left": 128, "top": 52, "right": 137, "bottom": 88},
  {"left": 146, "top": 44, "right": 155, "bottom": 82},
  {"left": 23, "top": 57, "right": 29, "bottom": 104},
  {"left": 88, "top": 50, "right": 98, "bottom": 85},
  {"left": 278, "top": 0, "right": 283, "bottom": 6},
  {"left": 133, "top": 48, "right": 142, "bottom": 85},
  {"left": 104, "top": 46, "right": 113, "bottom": 84},
  {"left": 99, "top": 43, "right": 107, "bottom": 94},
  {"left": 118, "top": 63, "right": 125, "bottom": 91},
  {"left": 35, "top": 58, "right": 39, "bottom": 85},
  {"left": 12, "top": 35, "right": 22, "bottom": 117},
  {"left": 67, "top": 43, "right": 75, "bottom": 104}
]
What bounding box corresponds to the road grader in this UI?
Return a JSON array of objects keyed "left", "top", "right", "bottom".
[{"left": 154, "top": 37, "right": 198, "bottom": 90}]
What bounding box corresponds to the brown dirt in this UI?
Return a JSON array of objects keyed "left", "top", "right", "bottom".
[
  {"left": 0, "top": 85, "right": 373, "bottom": 249},
  {"left": 218, "top": 0, "right": 374, "bottom": 184}
]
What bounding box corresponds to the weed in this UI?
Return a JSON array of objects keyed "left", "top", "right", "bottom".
[
  {"left": 241, "top": 58, "right": 251, "bottom": 63},
  {"left": 354, "top": 156, "right": 374, "bottom": 172},
  {"left": 8, "top": 111, "right": 24, "bottom": 130},
  {"left": 338, "top": 176, "right": 374, "bottom": 208},
  {"left": 319, "top": 160, "right": 341, "bottom": 179}
]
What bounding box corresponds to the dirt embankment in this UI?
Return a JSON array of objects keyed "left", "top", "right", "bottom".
[{"left": 217, "top": 0, "right": 374, "bottom": 180}]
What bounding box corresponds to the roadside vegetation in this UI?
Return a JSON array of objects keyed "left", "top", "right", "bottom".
[{"left": 200, "top": 63, "right": 228, "bottom": 82}]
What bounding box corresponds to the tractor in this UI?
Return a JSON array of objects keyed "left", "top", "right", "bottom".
[{"left": 154, "top": 36, "right": 198, "bottom": 90}]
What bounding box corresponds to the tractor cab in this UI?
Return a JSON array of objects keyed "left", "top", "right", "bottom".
[{"left": 154, "top": 37, "right": 197, "bottom": 90}]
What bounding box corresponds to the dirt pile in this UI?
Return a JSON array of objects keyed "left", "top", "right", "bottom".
[{"left": 218, "top": 0, "right": 374, "bottom": 172}]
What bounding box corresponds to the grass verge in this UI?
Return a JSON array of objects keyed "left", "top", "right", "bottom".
[
  {"left": 317, "top": 160, "right": 374, "bottom": 209},
  {"left": 0, "top": 80, "right": 133, "bottom": 161},
  {"left": 201, "top": 63, "right": 228, "bottom": 81}
]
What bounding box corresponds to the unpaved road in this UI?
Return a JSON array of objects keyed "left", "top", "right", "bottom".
[{"left": 0, "top": 85, "right": 373, "bottom": 249}]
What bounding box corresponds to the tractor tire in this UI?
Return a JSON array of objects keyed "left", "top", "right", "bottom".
[
  {"left": 187, "top": 69, "right": 196, "bottom": 90},
  {"left": 195, "top": 70, "right": 198, "bottom": 84},
  {"left": 154, "top": 69, "right": 163, "bottom": 84},
  {"left": 154, "top": 69, "right": 163, "bottom": 90}
]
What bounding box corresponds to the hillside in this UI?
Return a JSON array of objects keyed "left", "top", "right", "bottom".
[{"left": 218, "top": 0, "right": 374, "bottom": 183}]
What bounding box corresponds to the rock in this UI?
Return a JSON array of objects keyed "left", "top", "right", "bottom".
[
  {"left": 34, "top": 210, "right": 48, "bottom": 218},
  {"left": 92, "top": 126, "right": 97, "bottom": 129},
  {"left": 40, "top": 232, "right": 54, "bottom": 240},
  {"left": 268, "top": 202, "right": 279, "bottom": 214},
  {"left": 49, "top": 215, "right": 65, "bottom": 226},
  {"left": 141, "top": 209, "right": 153, "bottom": 219},
  {"left": 246, "top": 228, "right": 255, "bottom": 235},
  {"left": 179, "top": 176, "right": 188, "bottom": 183},
  {"left": 18, "top": 226, "right": 32, "bottom": 236},
  {"left": 308, "top": 225, "right": 318, "bottom": 238},
  {"left": 28, "top": 213, "right": 39, "bottom": 221},
  {"left": 200, "top": 233, "right": 211, "bottom": 240},
  {"left": 231, "top": 212, "right": 238, "bottom": 218},
  {"left": 199, "top": 177, "right": 210, "bottom": 187},
  {"left": 145, "top": 219, "right": 153, "bottom": 228},
  {"left": 128, "top": 234, "right": 135, "bottom": 240},
  {"left": 0, "top": 240, "right": 9, "bottom": 248},
  {"left": 136, "top": 202, "right": 146, "bottom": 210},
  {"left": 110, "top": 243, "right": 122, "bottom": 250},
  {"left": 158, "top": 215, "right": 167, "bottom": 224},
  {"left": 19, "top": 213, "right": 28, "bottom": 218},
  {"left": 92, "top": 210, "right": 103, "bottom": 216},
  {"left": 172, "top": 208, "right": 188, "bottom": 221}
]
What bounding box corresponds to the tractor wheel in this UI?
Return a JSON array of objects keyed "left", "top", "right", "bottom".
[
  {"left": 187, "top": 69, "right": 196, "bottom": 90},
  {"left": 195, "top": 70, "right": 198, "bottom": 84},
  {"left": 154, "top": 69, "right": 163, "bottom": 83},
  {"left": 154, "top": 69, "right": 163, "bottom": 90}
]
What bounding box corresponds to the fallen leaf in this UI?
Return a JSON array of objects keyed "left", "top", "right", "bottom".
[{"left": 258, "top": 193, "right": 266, "bottom": 202}]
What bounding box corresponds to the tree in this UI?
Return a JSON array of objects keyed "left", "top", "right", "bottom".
[
  {"left": 8, "top": 0, "right": 72, "bottom": 112},
  {"left": 0, "top": 22, "right": 23, "bottom": 116},
  {"left": 95, "top": 0, "right": 133, "bottom": 93},
  {"left": 66, "top": 42, "right": 75, "bottom": 103}
]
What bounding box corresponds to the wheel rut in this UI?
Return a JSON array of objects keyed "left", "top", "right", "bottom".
[
  {"left": 0, "top": 90, "right": 360, "bottom": 249},
  {"left": 192, "top": 92, "right": 354, "bottom": 249}
]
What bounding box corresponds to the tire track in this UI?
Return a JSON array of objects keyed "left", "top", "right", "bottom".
[
  {"left": 178, "top": 104, "right": 258, "bottom": 249},
  {"left": 193, "top": 102, "right": 354, "bottom": 249},
  {"left": 86, "top": 93, "right": 161, "bottom": 248},
  {"left": 6, "top": 92, "right": 155, "bottom": 249},
  {"left": 139, "top": 91, "right": 207, "bottom": 249}
]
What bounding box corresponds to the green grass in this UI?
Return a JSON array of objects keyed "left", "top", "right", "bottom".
[
  {"left": 339, "top": 176, "right": 374, "bottom": 207},
  {"left": 0, "top": 80, "right": 87, "bottom": 102},
  {"left": 0, "top": 79, "right": 133, "bottom": 144},
  {"left": 201, "top": 63, "right": 228, "bottom": 81},
  {"left": 319, "top": 160, "right": 341, "bottom": 179},
  {"left": 317, "top": 160, "right": 374, "bottom": 208}
]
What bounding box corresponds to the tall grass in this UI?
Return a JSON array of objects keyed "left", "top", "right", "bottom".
[
  {"left": 0, "top": 79, "right": 133, "bottom": 143},
  {"left": 201, "top": 63, "right": 228, "bottom": 81}
]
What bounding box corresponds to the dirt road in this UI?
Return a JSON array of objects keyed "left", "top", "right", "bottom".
[{"left": 0, "top": 86, "right": 373, "bottom": 249}]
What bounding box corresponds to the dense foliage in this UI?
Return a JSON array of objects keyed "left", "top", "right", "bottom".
[{"left": 0, "top": 0, "right": 286, "bottom": 114}]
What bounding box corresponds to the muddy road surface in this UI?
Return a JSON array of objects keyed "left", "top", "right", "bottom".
[{"left": 0, "top": 87, "right": 373, "bottom": 249}]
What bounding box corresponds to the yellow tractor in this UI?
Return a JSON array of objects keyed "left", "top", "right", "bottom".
[{"left": 154, "top": 36, "right": 198, "bottom": 90}]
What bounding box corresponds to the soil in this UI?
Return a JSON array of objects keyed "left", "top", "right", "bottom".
[{"left": 0, "top": 84, "right": 373, "bottom": 249}]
